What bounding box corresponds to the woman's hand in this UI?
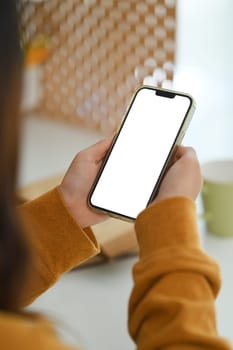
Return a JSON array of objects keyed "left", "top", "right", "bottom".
[
  {"left": 59, "top": 137, "right": 113, "bottom": 228},
  {"left": 59, "top": 141, "right": 201, "bottom": 228},
  {"left": 153, "top": 146, "right": 202, "bottom": 204}
]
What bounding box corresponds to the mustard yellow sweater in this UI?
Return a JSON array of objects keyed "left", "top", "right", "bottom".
[{"left": 0, "top": 188, "right": 231, "bottom": 349}]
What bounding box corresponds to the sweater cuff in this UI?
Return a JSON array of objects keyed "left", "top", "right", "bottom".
[
  {"left": 135, "top": 197, "right": 201, "bottom": 258},
  {"left": 20, "top": 187, "right": 100, "bottom": 278}
]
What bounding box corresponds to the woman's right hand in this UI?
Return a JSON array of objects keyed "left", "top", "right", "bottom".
[{"left": 152, "top": 146, "right": 202, "bottom": 204}]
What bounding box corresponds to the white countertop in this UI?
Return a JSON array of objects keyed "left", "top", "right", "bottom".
[{"left": 20, "top": 0, "right": 233, "bottom": 348}]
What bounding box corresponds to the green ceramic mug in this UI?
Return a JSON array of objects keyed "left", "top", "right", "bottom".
[{"left": 201, "top": 160, "right": 233, "bottom": 237}]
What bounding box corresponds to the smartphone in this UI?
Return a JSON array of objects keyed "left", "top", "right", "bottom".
[{"left": 88, "top": 86, "right": 196, "bottom": 221}]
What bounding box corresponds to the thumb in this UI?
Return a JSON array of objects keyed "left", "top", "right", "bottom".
[{"left": 85, "top": 135, "right": 115, "bottom": 163}]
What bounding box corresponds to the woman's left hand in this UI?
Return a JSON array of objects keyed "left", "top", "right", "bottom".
[{"left": 59, "top": 137, "right": 113, "bottom": 228}]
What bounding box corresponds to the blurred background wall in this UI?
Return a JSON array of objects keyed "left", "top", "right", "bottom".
[
  {"left": 175, "top": 0, "right": 233, "bottom": 163},
  {"left": 18, "top": 0, "right": 233, "bottom": 187}
]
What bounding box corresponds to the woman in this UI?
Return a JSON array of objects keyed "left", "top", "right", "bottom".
[{"left": 0, "top": 1, "right": 231, "bottom": 349}]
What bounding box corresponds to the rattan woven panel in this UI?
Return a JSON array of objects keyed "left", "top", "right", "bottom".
[{"left": 19, "top": 0, "right": 176, "bottom": 133}]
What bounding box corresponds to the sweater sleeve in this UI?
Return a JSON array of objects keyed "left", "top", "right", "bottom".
[
  {"left": 129, "top": 197, "right": 231, "bottom": 350},
  {"left": 19, "top": 187, "right": 100, "bottom": 306}
]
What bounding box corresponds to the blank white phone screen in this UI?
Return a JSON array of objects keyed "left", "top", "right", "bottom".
[{"left": 91, "top": 88, "right": 191, "bottom": 219}]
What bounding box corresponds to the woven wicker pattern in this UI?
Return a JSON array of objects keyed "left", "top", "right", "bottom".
[{"left": 19, "top": 0, "right": 176, "bottom": 133}]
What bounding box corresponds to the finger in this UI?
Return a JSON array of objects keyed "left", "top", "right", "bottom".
[
  {"left": 85, "top": 135, "right": 115, "bottom": 162},
  {"left": 168, "top": 145, "right": 185, "bottom": 167},
  {"left": 182, "top": 146, "right": 197, "bottom": 159},
  {"left": 174, "top": 145, "right": 185, "bottom": 160},
  {"left": 174, "top": 146, "right": 197, "bottom": 163}
]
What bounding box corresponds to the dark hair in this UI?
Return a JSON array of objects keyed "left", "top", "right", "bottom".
[{"left": 0, "top": 0, "right": 30, "bottom": 311}]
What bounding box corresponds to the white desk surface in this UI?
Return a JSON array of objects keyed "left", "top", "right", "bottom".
[{"left": 20, "top": 0, "right": 233, "bottom": 348}]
